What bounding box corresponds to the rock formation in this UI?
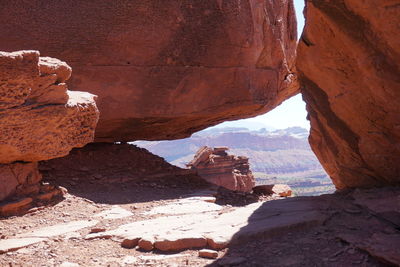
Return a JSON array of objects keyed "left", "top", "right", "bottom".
[
  {"left": 187, "top": 146, "right": 255, "bottom": 192},
  {"left": 297, "top": 0, "right": 400, "bottom": 189},
  {"left": 0, "top": 50, "right": 99, "bottom": 211},
  {"left": 0, "top": 51, "right": 99, "bottom": 164},
  {"left": 0, "top": 0, "right": 298, "bottom": 141},
  {"left": 253, "top": 184, "right": 292, "bottom": 197}
]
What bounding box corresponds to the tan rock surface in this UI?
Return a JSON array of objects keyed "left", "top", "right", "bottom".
[
  {"left": 18, "top": 220, "right": 98, "bottom": 238},
  {"left": 0, "top": 1, "right": 298, "bottom": 141},
  {"left": 297, "top": 0, "right": 400, "bottom": 189},
  {"left": 86, "top": 197, "right": 326, "bottom": 252},
  {"left": 0, "top": 51, "right": 99, "bottom": 164},
  {"left": 188, "top": 147, "right": 255, "bottom": 192}
]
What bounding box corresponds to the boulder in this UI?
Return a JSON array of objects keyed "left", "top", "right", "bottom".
[
  {"left": 0, "top": 50, "right": 99, "bottom": 204},
  {"left": 297, "top": 0, "right": 400, "bottom": 189},
  {"left": 0, "top": 51, "right": 99, "bottom": 164},
  {"left": 154, "top": 234, "right": 207, "bottom": 252},
  {"left": 138, "top": 236, "right": 155, "bottom": 251},
  {"left": 0, "top": 0, "right": 299, "bottom": 141},
  {"left": 188, "top": 146, "right": 255, "bottom": 192}
]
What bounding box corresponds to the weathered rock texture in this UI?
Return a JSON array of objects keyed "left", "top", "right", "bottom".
[
  {"left": 0, "top": 163, "right": 42, "bottom": 202},
  {"left": 0, "top": 0, "right": 298, "bottom": 141},
  {"left": 298, "top": 0, "right": 400, "bottom": 189},
  {"left": 0, "top": 50, "right": 99, "bottom": 204},
  {"left": 188, "top": 147, "right": 255, "bottom": 192},
  {"left": 0, "top": 51, "right": 99, "bottom": 164}
]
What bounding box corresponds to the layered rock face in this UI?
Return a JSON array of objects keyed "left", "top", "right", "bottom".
[
  {"left": 0, "top": 51, "right": 99, "bottom": 204},
  {"left": 298, "top": 1, "right": 400, "bottom": 189},
  {"left": 0, "top": 0, "right": 298, "bottom": 141},
  {"left": 188, "top": 147, "right": 255, "bottom": 192}
]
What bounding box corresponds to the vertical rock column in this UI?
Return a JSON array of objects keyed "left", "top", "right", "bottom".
[{"left": 0, "top": 50, "right": 99, "bottom": 215}]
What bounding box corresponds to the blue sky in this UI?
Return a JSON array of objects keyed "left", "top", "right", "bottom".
[{"left": 212, "top": 0, "right": 307, "bottom": 130}]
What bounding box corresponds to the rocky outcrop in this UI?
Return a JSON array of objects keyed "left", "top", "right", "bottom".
[
  {"left": 0, "top": 0, "right": 298, "bottom": 141},
  {"left": 187, "top": 147, "right": 255, "bottom": 192},
  {"left": 253, "top": 184, "right": 292, "bottom": 197},
  {"left": 297, "top": 1, "right": 400, "bottom": 189},
  {"left": 0, "top": 51, "right": 99, "bottom": 163},
  {"left": 0, "top": 50, "right": 99, "bottom": 206}
]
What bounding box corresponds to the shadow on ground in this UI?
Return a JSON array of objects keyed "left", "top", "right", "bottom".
[
  {"left": 206, "top": 187, "right": 400, "bottom": 267},
  {"left": 39, "top": 143, "right": 260, "bottom": 206}
]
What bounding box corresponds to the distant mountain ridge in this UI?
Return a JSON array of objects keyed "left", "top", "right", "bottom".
[
  {"left": 135, "top": 126, "right": 316, "bottom": 172},
  {"left": 133, "top": 126, "right": 334, "bottom": 196}
]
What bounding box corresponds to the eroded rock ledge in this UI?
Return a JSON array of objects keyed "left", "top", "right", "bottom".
[
  {"left": 0, "top": 0, "right": 299, "bottom": 141},
  {"left": 0, "top": 51, "right": 99, "bottom": 209},
  {"left": 297, "top": 0, "right": 400, "bottom": 189}
]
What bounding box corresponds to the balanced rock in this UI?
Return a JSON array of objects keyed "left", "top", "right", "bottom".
[
  {"left": 187, "top": 146, "right": 255, "bottom": 192},
  {"left": 297, "top": 0, "right": 400, "bottom": 189},
  {"left": 0, "top": 0, "right": 298, "bottom": 141}
]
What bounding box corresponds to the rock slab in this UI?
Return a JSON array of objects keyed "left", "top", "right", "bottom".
[
  {"left": 87, "top": 197, "right": 326, "bottom": 252},
  {"left": 297, "top": 0, "right": 400, "bottom": 189},
  {"left": 0, "top": 0, "right": 298, "bottom": 141}
]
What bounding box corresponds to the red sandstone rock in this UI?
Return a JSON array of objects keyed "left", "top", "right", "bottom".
[
  {"left": 121, "top": 238, "right": 139, "bottom": 249},
  {"left": 154, "top": 234, "right": 207, "bottom": 252},
  {"left": 198, "top": 249, "right": 219, "bottom": 259},
  {"left": 0, "top": 163, "right": 41, "bottom": 201},
  {"left": 138, "top": 237, "right": 155, "bottom": 251},
  {"left": 188, "top": 146, "right": 255, "bottom": 192},
  {"left": 0, "top": 50, "right": 98, "bottom": 205},
  {"left": 0, "top": 51, "right": 99, "bottom": 164},
  {"left": 297, "top": 0, "right": 400, "bottom": 189},
  {"left": 0, "top": 1, "right": 298, "bottom": 141},
  {"left": 0, "top": 198, "right": 33, "bottom": 217}
]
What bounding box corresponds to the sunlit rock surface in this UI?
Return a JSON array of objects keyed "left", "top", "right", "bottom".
[
  {"left": 298, "top": 0, "right": 400, "bottom": 189},
  {"left": 0, "top": 0, "right": 299, "bottom": 141},
  {"left": 0, "top": 51, "right": 99, "bottom": 163},
  {"left": 0, "top": 50, "right": 99, "bottom": 203},
  {"left": 188, "top": 146, "right": 255, "bottom": 192}
]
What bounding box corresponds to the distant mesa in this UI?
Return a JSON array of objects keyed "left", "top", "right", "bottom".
[{"left": 187, "top": 146, "right": 255, "bottom": 192}]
